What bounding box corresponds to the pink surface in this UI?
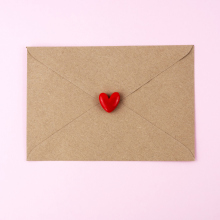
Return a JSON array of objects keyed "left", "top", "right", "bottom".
[{"left": 0, "top": 0, "right": 220, "bottom": 219}]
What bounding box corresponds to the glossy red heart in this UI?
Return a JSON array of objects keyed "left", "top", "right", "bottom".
[{"left": 99, "top": 92, "right": 120, "bottom": 113}]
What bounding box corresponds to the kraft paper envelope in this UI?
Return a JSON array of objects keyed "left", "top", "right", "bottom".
[{"left": 27, "top": 45, "right": 195, "bottom": 161}]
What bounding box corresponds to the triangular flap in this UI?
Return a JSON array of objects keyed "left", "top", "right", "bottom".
[
  {"left": 27, "top": 46, "right": 193, "bottom": 97},
  {"left": 123, "top": 47, "right": 195, "bottom": 155},
  {"left": 27, "top": 53, "right": 97, "bottom": 154},
  {"left": 27, "top": 105, "right": 194, "bottom": 161}
]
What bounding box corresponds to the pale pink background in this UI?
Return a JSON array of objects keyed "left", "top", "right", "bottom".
[{"left": 0, "top": 0, "right": 220, "bottom": 219}]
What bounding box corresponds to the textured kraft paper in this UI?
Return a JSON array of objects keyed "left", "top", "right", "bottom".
[{"left": 27, "top": 45, "right": 195, "bottom": 161}]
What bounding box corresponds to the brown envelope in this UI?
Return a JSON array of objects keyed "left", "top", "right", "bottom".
[{"left": 27, "top": 45, "right": 195, "bottom": 161}]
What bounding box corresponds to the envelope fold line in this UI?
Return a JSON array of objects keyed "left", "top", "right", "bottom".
[
  {"left": 123, "top": 46, "right": 194, "bottom": 100},
  {"left": 27, "top": 50, "right": 95, "bottom": 99},
  {"left": 27, "top": 103, "right": 99, "bottom": 159},
  {"left": 121, "top": 103, "right": 195, "bottom": 158}
]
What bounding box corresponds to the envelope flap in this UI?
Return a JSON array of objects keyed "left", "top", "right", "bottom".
[
  {"left": 27, "top": 46, "right": 193, "bottom": 97},
  {"left": 123, "top": 47, "right": 195, "bottom": 156},
  {"left": 27, "top": 53, "right": 97, "bottom": 155},
  {"left": 28, "top": 105, "right": 194, "bottom": 161}
]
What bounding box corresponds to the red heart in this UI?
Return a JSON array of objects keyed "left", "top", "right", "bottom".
[{"left": 99, "top": 92, "right": 120, "bottom": 113}]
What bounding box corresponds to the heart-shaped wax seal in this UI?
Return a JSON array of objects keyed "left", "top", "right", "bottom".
[{"left": 99, "top": 92, "right": 120, "bottom": 113}]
